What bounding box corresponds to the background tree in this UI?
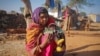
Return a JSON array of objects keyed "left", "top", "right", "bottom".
[
  {"left": 67, "top": 0, "right": 94, "bottom": 13},
  {"left": 79, "top": 11, "right": 87, "bottom": 16}
]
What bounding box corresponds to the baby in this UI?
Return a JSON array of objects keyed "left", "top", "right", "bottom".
[{"left": 44, "top": 23, "right": 65, "bottom": 52}]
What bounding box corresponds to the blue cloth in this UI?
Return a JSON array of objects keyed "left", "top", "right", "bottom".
[
  {"left": 58, "top": 3, "right": 62, "bottom": 18},
  {"left": 50, "top": 0, "right": 55, "bottom": 9}
]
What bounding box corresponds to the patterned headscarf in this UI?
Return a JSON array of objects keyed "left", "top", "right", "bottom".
[{"left": 32, "top": 7, "right": 48, "bottom": 24}]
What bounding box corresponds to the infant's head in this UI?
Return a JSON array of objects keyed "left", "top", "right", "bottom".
[{"left": 48, "top": 23, "right": 56, "bottom": 30}]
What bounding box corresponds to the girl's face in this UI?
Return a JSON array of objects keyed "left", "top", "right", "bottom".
[{"left": 39, "top": 13, "right": 48, "bottom": 27}]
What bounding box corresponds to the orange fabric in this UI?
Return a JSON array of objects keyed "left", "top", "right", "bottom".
[{"left": 26, "top": 23, "right": 40, "bottom": 44}]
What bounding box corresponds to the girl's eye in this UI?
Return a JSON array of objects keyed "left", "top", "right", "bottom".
[{"left": 40, "top": 16, "right": 48, "bottom": 19}]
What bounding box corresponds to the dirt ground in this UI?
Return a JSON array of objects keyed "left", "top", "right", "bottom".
[{"left": 0, "top": 23, "right": 100, "bottom": 56}]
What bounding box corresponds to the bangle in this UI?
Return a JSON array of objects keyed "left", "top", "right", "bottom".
[{"left": 25, "top": 13, "right": 31, "bottom": 18}]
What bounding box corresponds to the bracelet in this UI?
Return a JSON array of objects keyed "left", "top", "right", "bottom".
[{"left": 25, "top": 13, "right": 31, "bottom": 18}]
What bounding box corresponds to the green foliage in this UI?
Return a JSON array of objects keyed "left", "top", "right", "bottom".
[
  {"left": 67, "top": 0, "right": 94, "bottom": 13},
  {"left": 67, "top": 0, "right": 94, "bottom": 8},
  {"left": 79, "top": 11, "right": 87, "bottom": 16}
]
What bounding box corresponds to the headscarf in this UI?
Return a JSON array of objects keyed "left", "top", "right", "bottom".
[{"left": 32, "top": 7, "right": 48, "bottom": 24}]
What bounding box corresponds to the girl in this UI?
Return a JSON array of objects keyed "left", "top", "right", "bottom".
[{"left": 21, "top": 0, "right": 57, "bottom": 56}]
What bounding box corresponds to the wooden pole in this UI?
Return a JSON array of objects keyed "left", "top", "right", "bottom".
[
  {"left": 85, "top": 18, "right": 90, "bottom": 31},
  {"left": 67, "top": 16, "right": 71, "bottom": 37}
]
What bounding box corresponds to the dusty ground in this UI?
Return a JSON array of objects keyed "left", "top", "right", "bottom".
[
  {"left": 0, "top": 40, "right": 27, "bottom": 56},
  {"left": 0, "top": 23, "right": 100, "bottom": 56},
  {"left": 64, "top": 23, "right": 100, "bottom": 56}
]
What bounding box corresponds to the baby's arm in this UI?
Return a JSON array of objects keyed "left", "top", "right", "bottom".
[
  {"left": 39, "top": 28, "right": 55, "bottom": 49},
  {"left": 39, "top": 34, "right": 50, "bottom": 49}
]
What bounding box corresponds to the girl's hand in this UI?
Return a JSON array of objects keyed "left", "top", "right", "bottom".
[{"left": 31, "top": 46, "right": 42, "bottom": 55}]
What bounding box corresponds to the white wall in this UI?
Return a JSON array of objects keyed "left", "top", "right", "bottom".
[
  {"left": 96, "top": 15, "right": 100, "bottom": 22},
  {"left": 48, "top": 12, "right": 58, "bottom": 18},
  {"left": 48, "top": 12, "right": 63, "bottom": 27}
]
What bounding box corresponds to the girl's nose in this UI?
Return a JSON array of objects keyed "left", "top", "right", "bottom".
[{"left": 43, "top": 17, "right": 47, "bottom": 21}]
